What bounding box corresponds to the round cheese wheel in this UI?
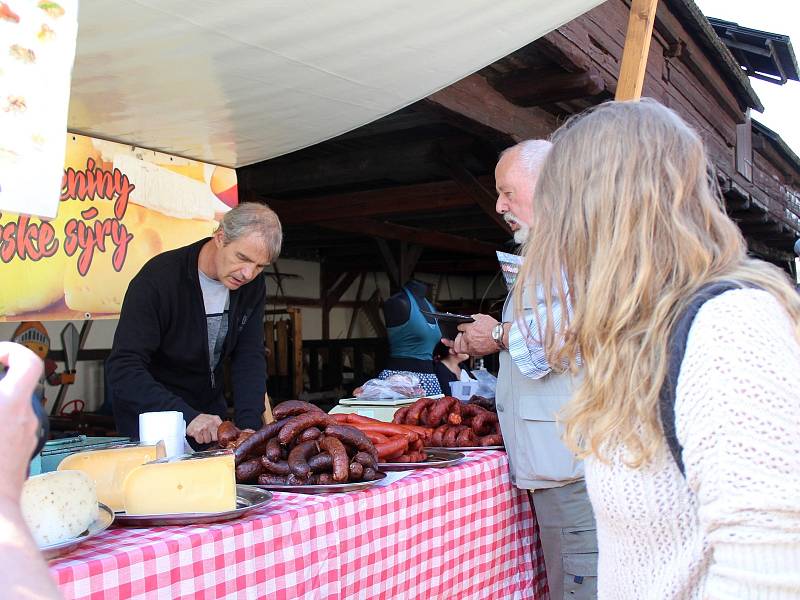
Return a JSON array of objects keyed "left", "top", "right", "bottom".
[{"left": 20, "top": 470, "right": 98, "bottom": 547}]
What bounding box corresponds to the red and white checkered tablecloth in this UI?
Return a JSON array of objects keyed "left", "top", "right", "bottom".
[{"left": 50, "top": 451, "right": 548, "bottom": 600}]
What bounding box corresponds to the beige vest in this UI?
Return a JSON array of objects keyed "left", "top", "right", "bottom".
[{"left": 496, "top": 295, "right": 584, "bottom": 490}]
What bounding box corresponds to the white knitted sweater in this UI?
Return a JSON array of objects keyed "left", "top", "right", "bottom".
[{"left": 585, "top": 289, "right": 800, "bottom": 600}]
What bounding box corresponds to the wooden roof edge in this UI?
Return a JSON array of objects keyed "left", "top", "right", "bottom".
[
  {"left": 667, "top": 0, "right": 764, "bottom": 112},
  {"left": 752, "top": 119, "right": 800, "bottom": 179}
]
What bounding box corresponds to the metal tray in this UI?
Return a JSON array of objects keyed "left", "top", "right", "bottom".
[
  {"left": 378, "top": 449, "right": 465, "bottom": 471},
  {"left": 426, "top": 445, "right": 505, "bottom": 451},
  {"left": 41, "top": 502, "right": 114, "bottom": 560},
  {"left": 114, "top": 485, "right": 272, "bottom": 527},
  {"left": 255, "top": 471, "right": 387, "bottom": 494}
]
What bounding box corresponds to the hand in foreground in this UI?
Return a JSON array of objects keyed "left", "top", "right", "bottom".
[
  {"left": 0, "top": 342, "right": 44, "bottom": 503},
  {"left": 186, "top": 413, "right": 223, "bottom": 444},
  {"left": 441, "top": 313, "right": 500, "bottom": 358}
]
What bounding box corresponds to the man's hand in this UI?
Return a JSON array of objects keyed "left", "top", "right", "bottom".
[
  {"left": 186, "top": 413, "right": 223, "bottom": 444},
  {"left": 442, "top": 313, "right": 500, "bottom": 357},
  {"left": 0, "top": 342, "right": 44, "bottom": 503}
]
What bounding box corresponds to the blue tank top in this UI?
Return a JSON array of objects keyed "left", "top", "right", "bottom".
[{"left": 386, "top": 288, "right": 442, "bottom": 360}]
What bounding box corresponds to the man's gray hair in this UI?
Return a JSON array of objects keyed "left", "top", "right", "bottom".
[
  {"left": 500, "top": 139, "right": 553, "bottom": 176},
  {"left": 219, "top": 202, "right": 283, "bottom": 260}
]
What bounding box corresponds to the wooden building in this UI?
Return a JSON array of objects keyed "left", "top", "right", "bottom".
[{"left": 238, "top": 0, "right": 800, "bottom": 396}]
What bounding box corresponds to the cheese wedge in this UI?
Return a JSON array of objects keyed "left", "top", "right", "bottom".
[
  {"left": 122, "top": 450, "right": 236, "bottom": 515},
  {"left": 21, "top": 471, "right": 98, "bottom": 547},
  {"left": 57, "top": 442, "right": 166, "bottom": 512}
]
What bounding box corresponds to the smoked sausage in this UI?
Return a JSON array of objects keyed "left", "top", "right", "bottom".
[
  {"left": 287, "top": 440, "right": 319, "bottom": 478},
  {"left": 235, "top": 458, "right": 264, "bottom": 482},
  {"left": 217, "top": 421, "right": 240, "bottom": 447},
  {"left": 353, "top": 451, "right": 378, "bottom": 470},
  {"left": 406, "top": 397, "right": 435, "bottom": 425},
  {"left": 308, "top": 452, "right": 333, "bottom": 473},
  {"left": 456, "top": 427, "right": 477, "bottom": 447},
  {"left": 234, "top": 418, "right": 289, "bottom": 464},
  {"left": 279, "top": 413, "right": 333, "bottom": 446},
  {"left": 272, "top": 400, "right": 325, "bottom": 420},
  {"left": 392, "top": 406, "right": 411, "bottom": 424},
  {"left": 260, "top": 457, "right": 291, "bottom": 475},
  {"left": 348, "top": 461, "right": 364, "bottom": 481},
  {"left": 299, "top": 427, "right": 322, "bottom": 442},
  {"left": 318, "top": 436, "right": 349, "bottom": 482},
  {"left": 480, "top": 433, "right": 503, "bottom": 446},
  {"left": 265, "top": 437, "right": 282, "bottom": 462},
  {"left": 324, "top": 424, "right": 378, "bottom": 460},
  {"left": 431, "top": 424, "right": 449, "bottom": 447}
]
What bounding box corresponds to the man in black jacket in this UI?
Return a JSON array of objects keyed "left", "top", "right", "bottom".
[{"left": 107, "top": 203, "right": 282, "bottom": 445}]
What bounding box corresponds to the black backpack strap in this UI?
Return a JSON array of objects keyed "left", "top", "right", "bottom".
[{"left": 659, "top": 281, "right": 748, "bottom": 476}]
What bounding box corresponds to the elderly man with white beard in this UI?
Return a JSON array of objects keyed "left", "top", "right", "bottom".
[{"left": 445, "top": 140, "right": 598, "bottom": 600}]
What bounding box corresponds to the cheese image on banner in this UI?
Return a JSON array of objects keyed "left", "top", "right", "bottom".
[
  {"left": 113, "top": 154, "right": 217, "bottom": 221},
  {"left": 0, "top": 134, "right": 238, "bottom": 321}
]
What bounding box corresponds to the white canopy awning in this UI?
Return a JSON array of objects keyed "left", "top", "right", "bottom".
[{"left": 68, "top": 0, "right": 603, "bottom": 167}]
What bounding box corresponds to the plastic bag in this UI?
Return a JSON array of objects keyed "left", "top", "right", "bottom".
[
  {"left": 353, "top": 372, "right": 425, "bottom": 399},
  {"left": 471, "top": 368, "right": 497, "bottom": 398}
]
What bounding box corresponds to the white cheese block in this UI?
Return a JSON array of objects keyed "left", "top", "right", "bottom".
[
  {"left": 122, "top": 450, "right": 236, "bottom": 515},
  {"left": 57, "top": 442, "right": 165, "bottom": 512},
  {"left": 21, "top": 471, "right": 98, "bottom": 547}
]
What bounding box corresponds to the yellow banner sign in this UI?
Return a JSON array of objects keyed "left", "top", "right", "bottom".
[{"left": 0, "top": 134, "right": 238, "bottom": 320}]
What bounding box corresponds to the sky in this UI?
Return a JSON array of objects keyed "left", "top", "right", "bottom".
[{"left": 694, "top": 0, "right": 800, "bottom": 156}]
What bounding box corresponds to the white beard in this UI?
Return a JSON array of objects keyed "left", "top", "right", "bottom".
[
  {"left": 513, "top": 225, "right": 530, "bottom": 245},
  {"left": 504, "top": 212, "right": 530, "bottom": 244}
]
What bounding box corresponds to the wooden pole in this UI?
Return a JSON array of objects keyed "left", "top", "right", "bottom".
[
  {"left": 288, "top": 307, "right": 303, "bottom": 399},
  {"left": 615, "top": 0, "right": 660, "bottom": 101}
]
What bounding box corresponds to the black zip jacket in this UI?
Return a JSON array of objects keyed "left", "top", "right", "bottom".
[{"left": 107, "top": 238, "right": 266, "bottom": 440}]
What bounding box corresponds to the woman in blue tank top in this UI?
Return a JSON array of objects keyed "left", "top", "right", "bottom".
[{"left": 378, "top": 281, "right": 443, "bottom": 396}]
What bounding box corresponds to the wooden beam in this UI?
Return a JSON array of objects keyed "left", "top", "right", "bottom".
[
  {"left": 400, "top": 242, "right": 425, "bottom": 283},
  {"left": 332, "top": 109, "right": 441, "bottom": 143},
  {"left": 275, "top": 320, "right": 289, "bottom": 376},
  {"left": 319, "top": 218, "right": 498, "bottom": 256},
  {"left": 287, "top": 307, "right": 303, "bottom": 398},
  {"left": 347, "top": 273, "right": 367, "bottom": 339},
  {"left": 241, "top": 136, "right": 473, "bottom": 194},
  {"left": 374, "top": 238, "right": 400, "bottom": 288},
  {"left": 616, "top": 0, "right": 659, "bottom": 101},
  {"left": 267, "top": 296, "right": 366, "bottom": 309},
  {"left": 266, "top": 179, "right": 489, "bottom": 225},
  {"left": 364, "top": 290, "right": 387, "bottom": 339},
  {"left": 493, "top": 67, "right": 605, "bottom": 106},
  {"left": 438, "top": 150, "right": 509, "bottom": 233},
  {"left": 320, "top": 267, "right": 334, "bottom": 340},
  {"left": 322, "top": 257, "right": 501, "bottom": 274},
  {"left": 325, "top": 271, "right": 359, "bottom": 308},
  {"left": 731, "top": 212, "right": 769, "bottom": 225},
  {"left": 739, "top": 222, "right": 782, "bottom": 235},
  {"left": 426, "top": 73, "right": 557, "bottom": 142}
]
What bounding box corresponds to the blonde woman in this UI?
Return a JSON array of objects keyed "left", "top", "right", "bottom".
[{"left": 514, "top": 99, "right": 800, "bottom": 599}]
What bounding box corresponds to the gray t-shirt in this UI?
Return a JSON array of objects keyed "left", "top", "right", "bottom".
[{"left": 198, "top": 269, "right": 230, "bottom": 369}]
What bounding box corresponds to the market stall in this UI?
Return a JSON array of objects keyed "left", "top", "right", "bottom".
[
  {"left": 3, "top": 1, "right": 665, "bottom": 598},
  {"left": 49, "top": 451, "right": 546, "bottom": 600}
]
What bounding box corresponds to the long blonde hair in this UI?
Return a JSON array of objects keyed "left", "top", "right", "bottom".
[{"left": 513, "top": 99, "right": 800, "bottom": 467}]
